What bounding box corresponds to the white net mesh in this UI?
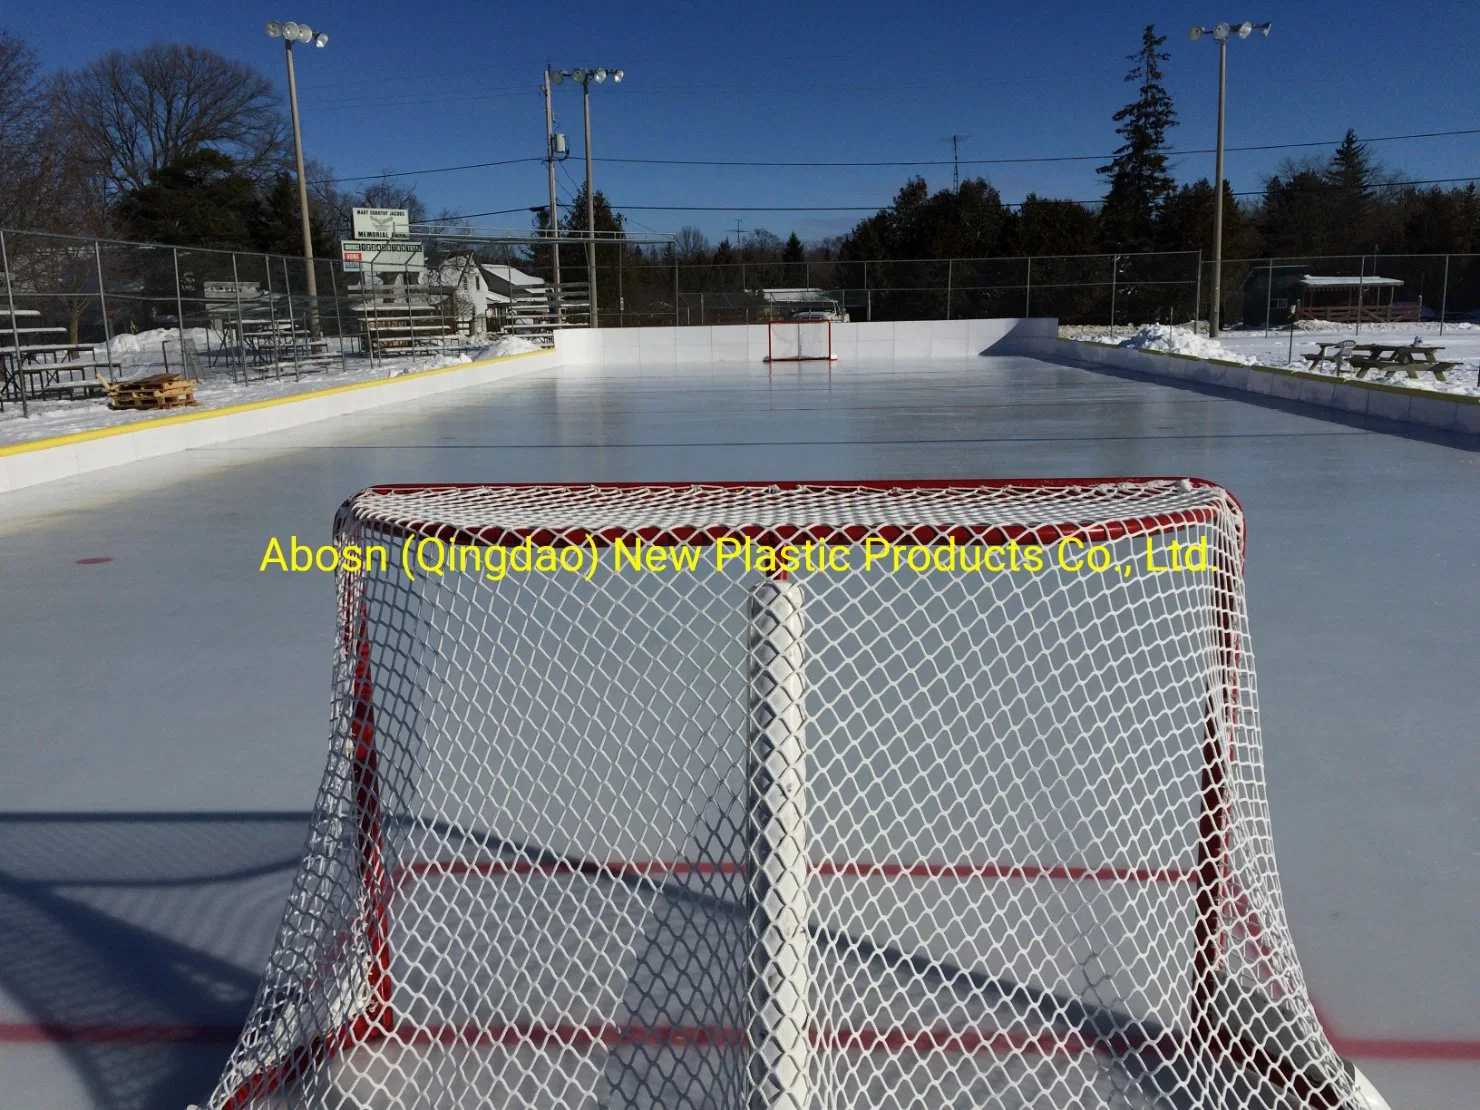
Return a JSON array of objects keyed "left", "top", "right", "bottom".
[
  {"left": 205, "top": 480, "right": 1361, "bottom": 1110},
  {"left": 767, "top": 322, "right": 833, "bottom": 361}
]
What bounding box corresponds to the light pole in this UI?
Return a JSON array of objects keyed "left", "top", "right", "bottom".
[
  {"left": 542, "top": 68, "right": 568, "bottom": 322},
  {"left": 550, "top": 67, "right": 624, "bottom": 327},
  {"left": 267, "top": 20, "right": 328, "bottom": 339},
  {"left": 1189, "top": 20, "right": 1269, "bottom": 338}
]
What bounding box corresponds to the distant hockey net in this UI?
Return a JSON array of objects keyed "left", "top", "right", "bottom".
[
  {"left": 767, "top": 320, "right": 836, "bottom": 362},
  {"left": 204, "top": 480, "right": 1371, "bottom": 1110}
]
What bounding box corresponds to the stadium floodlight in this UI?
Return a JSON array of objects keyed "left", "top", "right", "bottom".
[
  {"left": 1189, "top": 18, "right": 1270, "bottom": 338},
  {"left": 549, "top": 65, "right": 627, "bottom": 328},
  {"left": 266, "top": 18, "right": 329, "bottom": 339}
]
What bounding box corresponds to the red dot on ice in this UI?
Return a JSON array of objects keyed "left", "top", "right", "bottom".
[{"left": 75, "top": 556, "right": 114, "bottom": 565}]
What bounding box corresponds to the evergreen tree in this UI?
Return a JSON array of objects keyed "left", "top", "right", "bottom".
[
  {"left": 1158, "top": 179, "right": 1253, "bottom": 259},
  {"left": 253, "top": 171, "right": 337, "bottom": 259},
  {"left": 561, "top": 183, "right": 627, "bottom": 323},
  {"left": 1006, "top": 195, "right": 1100, "bottom": 256},
  {"left": 114, "top": 149, "right": 262, "bottom": 249},
  {"left": 782, "top": 232, "right": 806, "bottom": 285},
  {"left": 1323, "top": 129, "right": 1375, "bottom": 246},
  {"left": 1097, "top": 25, "right": 1178, "bottom": 251}
]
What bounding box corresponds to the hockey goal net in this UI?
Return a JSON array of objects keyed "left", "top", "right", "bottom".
[
  {"left": 203, "top": 479, "right": 1378, "bottom": 1110},
  {"left": 767, "top": 319, "right": 836, "bottom": 362}
]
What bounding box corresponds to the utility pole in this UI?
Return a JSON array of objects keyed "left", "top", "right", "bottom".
[
  {"left": 267, "top": 20, "right": 329, "bottom": 339},
  {"left": 1189, "top": 21, "right": 1271, "bottom": 338},
  {"left": 583, "top": 77, "right": 597, "bottom": 327},
  {"left": 543, "top": 67, "right": 563, "bottom": 322},
  {"left": 549, "top": 67, "right": 623, "bottom": 328}
]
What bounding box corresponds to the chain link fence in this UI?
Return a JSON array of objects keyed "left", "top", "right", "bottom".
[
  {"left": 0, "top": 228, "right": 488, "bottom": 414},
  {"left": 7, "top": 225, "right": 1479, "bottom": 415}
]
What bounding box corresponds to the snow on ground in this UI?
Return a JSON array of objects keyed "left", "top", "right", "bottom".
[
  {"left": 1063, "top": 322, "right": 1480, "bottom": 397},
  {"left": 0, "top": 334, "right": 541, "bottom": 447}
]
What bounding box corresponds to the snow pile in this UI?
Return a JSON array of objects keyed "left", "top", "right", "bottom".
[
  {"left": 384, "top": 335, "right": 540, "bottom": 377},
  {"left": 101, "top": 327, "right": 215, "bottom": 358},
  {"left": 1089, "top": 324, "right": 1256, "bottom": 365},
  {"left": 472, "top": 335, "right": 541, "bottom": 359}
]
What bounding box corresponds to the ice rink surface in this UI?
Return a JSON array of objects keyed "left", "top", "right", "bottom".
[{"left": 0, "top": 350, "right": 1476, "bottom": 1108}]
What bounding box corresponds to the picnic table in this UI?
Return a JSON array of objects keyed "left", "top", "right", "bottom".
[
  {"left": 1349, "top": 342, "right": 1455, "bottom": 381},
  {"left": 1303, "top": 339, "right": 1455, "bottom": 381}
]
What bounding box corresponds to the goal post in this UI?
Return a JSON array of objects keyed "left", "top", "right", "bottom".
[
  {"left": 766, "top": 319, "right": 836, "bottom": 362},
  {"left": 201, "top": 479, "right": 1388, "bottom": 1110}
]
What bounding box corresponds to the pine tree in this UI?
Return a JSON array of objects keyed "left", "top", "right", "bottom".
[
  {"left": 1325, "top": 129, "right": 1373, "bottom": 193},
  {"left": 1324, "top": 129, "right": 1375, "bottom": 245},
  {"left": 782, "top": 232, "right": 806, "bottom": 286},
  {"left": 1097, "top": 25, "right": 1178, "bottom": 251}
]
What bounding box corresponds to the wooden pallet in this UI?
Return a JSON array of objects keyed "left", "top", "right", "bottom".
[{"left": 97, "top": 372, "right": 198, "bottom": 410}]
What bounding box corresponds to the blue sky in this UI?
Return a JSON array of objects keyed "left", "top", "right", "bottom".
[{"left": 19, "top": 0, "right": 1480, "bottom": 244}]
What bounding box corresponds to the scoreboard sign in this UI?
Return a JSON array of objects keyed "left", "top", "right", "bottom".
[{"left": 341, "top": 239, "right": 424, "bottom": 274}]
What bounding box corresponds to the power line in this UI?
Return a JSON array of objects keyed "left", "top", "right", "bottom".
[
  {"left": 596, "top": 128, "right": 1480, "bottom": 170},
  {"left": 436, "top": 170, "right": 1480, "bottom": 225},
  {"left": 308, "top": 126, "right": 1480, "bottom": 189},
  {"left": 311, "top": 156, "right": 542, "bottom": 186},
  {"left": 592, "top": 175, "right": 1480, "bottom": 215}
]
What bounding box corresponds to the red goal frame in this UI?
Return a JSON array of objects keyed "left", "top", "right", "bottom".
[
  {"left": 220, "top": 478, "right": 1351, "bottom": 1110},
  {"left": 766, "top": 318, "right": 834, "bottom": 362}
]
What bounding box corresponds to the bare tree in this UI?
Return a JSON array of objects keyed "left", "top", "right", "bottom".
[
  {"left": 0, "top": 29, "right": 52, "bottom": 228},
  {"left": 673, "top": 225, "right": 710, "bottom": 260},
  {"left": 319, "top": 175, "right": 430, "bottom": 233},
  {"left": 52, "top": 43, "right": 286, "bottom": 196}
]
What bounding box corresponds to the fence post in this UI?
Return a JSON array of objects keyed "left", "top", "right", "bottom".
[
  {"left": 263, "top": 255, "right": 281, "bottom": 378},
  {"left": 1355, "top": 253, "right": 1365, "bottom": 337},
  {"left": 94, "top": 240, "right": 115, "bottom": 385},
  {"left": 403, "top": 261, "right": 413, "bottom": 355},
  {"left": 1264, "top": 257, "right": 1274, "bottom": 338},
  {"left": 1193, "top": 250, "right": 1203, "bottom": 335},
  {"left": 674, "top": 250, "right": 680, "bottom": 327},
  {"left": 328, "top": 261, "right": 347, "bottom": 371},
  {"left": 172, "top": 247, "right": 187, "bottom": 356},
  {"left": 945, "top": 258, "right": 953, "bottom": 321},
  {"left": 1439, "top": 254, "right": 1450, "bottom": 337},
  {"left": 281, "top": 257, "right": 301, "bottom": 380},
  {"left": 231, "top": 254, "right": 247, "bottom": 382},
  {"left": 1024, "top": 256, "right": 1032, "bottom": 318},
  {"left": 864, "top": 260, "right": 871, "bottom": 322},
  {"left": 1109, "top": 254, "right": 1118, "bottom": 329},
  {"left": 617, "top": 244, "right": 624, "bottom": 327},
  {"left": 1, "top": 230, "right": 26, "bottom": 416}
]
